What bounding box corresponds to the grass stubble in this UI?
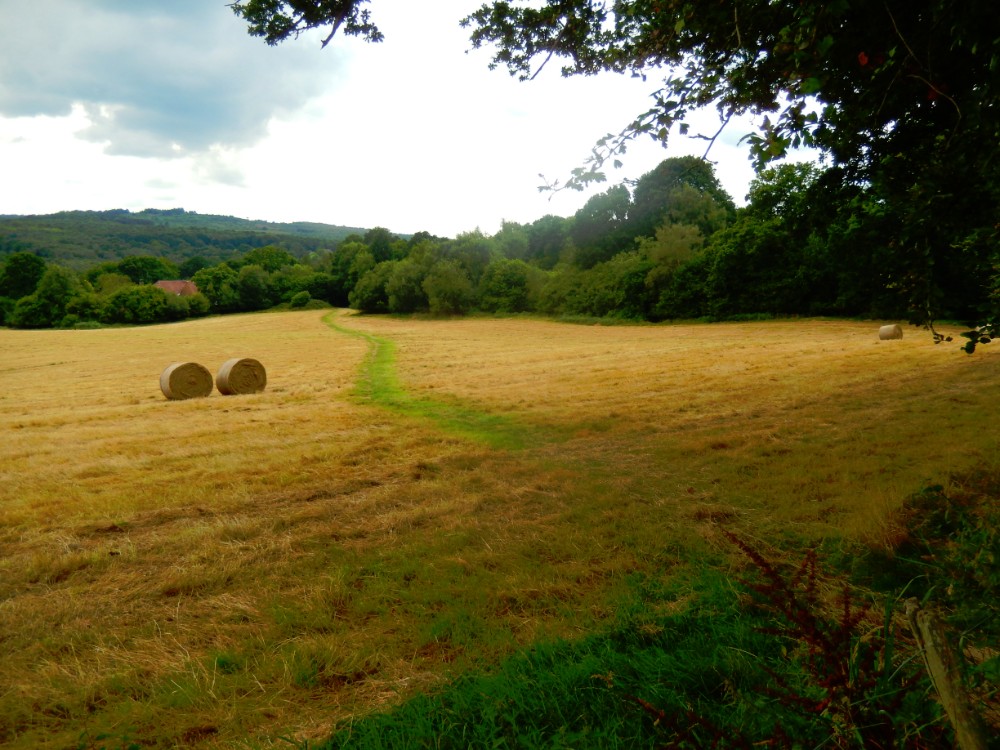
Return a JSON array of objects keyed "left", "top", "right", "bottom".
[{"left": 0, "top": 310, "right": 997, "bottom": 747}]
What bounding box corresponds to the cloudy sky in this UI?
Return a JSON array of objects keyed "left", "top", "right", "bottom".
[{"left": 1, "top": 0, "right": 776, "bottom": 238}]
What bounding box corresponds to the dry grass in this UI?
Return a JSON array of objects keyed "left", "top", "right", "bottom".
[{"left": 1, "top": 311, "right": 997, "bottom": 748}]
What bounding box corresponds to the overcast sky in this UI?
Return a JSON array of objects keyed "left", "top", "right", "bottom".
[{"left": 1, "top": 0, "right": 778, "bottom": 238}]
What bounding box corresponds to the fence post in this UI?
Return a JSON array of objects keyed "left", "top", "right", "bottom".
[{"left": 904, "top": 598, "right": 988, "bottom": 750}]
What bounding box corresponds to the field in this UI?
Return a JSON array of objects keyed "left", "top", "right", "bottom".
[{"left": 1, "top": 310, "right": 998, "bottom": 747}]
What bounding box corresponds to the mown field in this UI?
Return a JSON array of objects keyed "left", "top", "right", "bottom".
[{"left": 1, "top": 311, "right": 997, "bottom": 748}]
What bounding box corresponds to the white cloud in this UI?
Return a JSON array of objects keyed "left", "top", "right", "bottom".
[{"left": 0, "top": 0, "right": 809, "bottom": 236}]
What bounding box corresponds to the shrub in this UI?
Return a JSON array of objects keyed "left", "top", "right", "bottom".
[
  {"left": 349, "top": 262, "right": 394, "bottom": 313},
  {"left": 478, "top": 258, "right": 531, "bottom": 313},
  {"left": 423, "top": 260, "right": 474, "bottom": 315},
  {"left": 387, "top": 259, "right": 429, "bottom": 313},
  {"left": 100, "top": 285, "right": 171, "bottom": 325}
]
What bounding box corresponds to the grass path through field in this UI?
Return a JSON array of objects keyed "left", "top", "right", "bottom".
[{"left": 324, "top": 311, "right": 565, "bottom": 451}]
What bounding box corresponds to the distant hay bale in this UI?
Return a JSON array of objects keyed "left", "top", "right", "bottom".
[
  {"left": 878, "top": 324, "right": 904, "bottom": 340},
  {"left": 216, "top": 358, "right": 267, "bottom": 396},
  {"left": 160, "top": 362, "right": 213, "bottom": 400}
]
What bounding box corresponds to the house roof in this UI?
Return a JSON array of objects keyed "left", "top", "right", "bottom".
[{"left": 154, "top": 280, "right": 199, "bottom": 296}]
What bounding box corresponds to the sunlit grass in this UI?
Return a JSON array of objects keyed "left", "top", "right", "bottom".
[{"left": 1, "top": 311, "right": 997, "bottom": 747}]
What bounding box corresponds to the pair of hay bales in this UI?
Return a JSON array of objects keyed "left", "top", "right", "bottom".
[{"left": 160, "top": 358, "right": 266, "bottom": 400}]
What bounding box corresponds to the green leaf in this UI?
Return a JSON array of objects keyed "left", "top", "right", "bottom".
[{"left": 800, "top": 77, "right": 823, "bottom": 94}]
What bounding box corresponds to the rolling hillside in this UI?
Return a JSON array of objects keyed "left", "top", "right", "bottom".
[{"left": 0, "top": 208, "right": 372, "bottom": 270}]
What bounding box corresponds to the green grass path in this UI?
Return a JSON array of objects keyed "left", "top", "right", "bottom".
[{"left": 324, "top": 311, "right": 553, "bottom": 451}]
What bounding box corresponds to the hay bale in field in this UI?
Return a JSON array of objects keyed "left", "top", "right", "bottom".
[
  {"left": 216, "top": 357, "right": 267, "bottom": 395},
  {"left": 878, "top": 324, "right": 903, "bottom": 340},
  {"left": 160, "top": 362, "right": 214, "bottom": 400}
]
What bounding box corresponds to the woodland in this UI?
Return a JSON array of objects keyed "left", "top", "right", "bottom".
[
  {"left": 0, "top": 154, "right": 995, "bottom": 339},
  {"left": 5, "top": 0, "right": 1000, "bottom": 348}
]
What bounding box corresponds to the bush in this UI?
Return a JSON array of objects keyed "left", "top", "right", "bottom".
[
  {"left": 478, "top": 258, "right": 531, "bottom": 313},
  {"left": 423, "top": 260, "right": 474, "bottom": 315},
  {"left": 185, "top": 293, "right": 211, "bottom": 317},
  {"left": 289, "top": 290, "right": 311, "bottom": 308},
  {"left": 387, "top": 259, "right": 429, "bottom": 313},
  {"left": 100, "top": 285, "right": 171, "bottom": 325},
  {"left": 349, "top": 262, "right": 394, "bottom": 313},
  {"left": 0, "top": 296, "right": 14, "bottom": 326}
]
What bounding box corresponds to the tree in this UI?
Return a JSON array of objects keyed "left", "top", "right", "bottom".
[
  {"left": 179, "top": 255, "right": 211, "bottom": 279},
  {"left": 117, "top": 255, "right": 179, "bottom": 285},
  {"left": 235, "top": 0, "right": 1000, "bottom": 344},
  {"left": 92, "top": 272, "right": 135, "bottom": 296},
  {"left": 492, "top": 221, "right": 529, "bottom": 261},
  {"left": 236, "top": 264, "right": 276, "bottom": 311},
  {"left": 386, "top": 258, "right": 429, "bottom": 313},
  {"left": 562, "top": 252, "right": 654, "bottom": 319},
  {"left": 423, "top": 260, "right": 475, "bottom": 315},
  {"left": 363, "top": 227, "right": 399, "bottom": 263},
  {"left": 478, "top": 258, "right": 532, "bottom": 313},
  {"left": 101, "top": 286, "right": 172, "bottom": 325},
  {"left": 439, "top": 232, "right": 495, "bottom": 286},
  {"left": 0, "top": 252, "right": 47, "bottom": 300},
  {"left": 349, "top": 261, "right": 394, "bottom": 313},
  {"left": 8, "top": 266, "right": 82, "bottom": 328},
  {"left": 628, "top": 156, "right": 734, "bottom": 240},
  {"left": 569, "top": 184, "right": 632, "bottom": 268},
  {"left": 240, "top": 245, "right": 297, "bottom": 272},
  {"left": 327, "top": 241, "right": 375, "bottom": 306},
  {"left": 526, "top": 214, "right": 570, "bottom": 269},
  {"left": 272, "top": 264, "right": 333, "bottom": 303},
  {"left": 192, "top": 264, "right": 240, "bottom": 313}
]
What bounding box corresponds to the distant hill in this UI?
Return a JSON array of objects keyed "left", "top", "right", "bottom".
[{"left": 0, "top": 208, "right": 371, "bottom": 270}]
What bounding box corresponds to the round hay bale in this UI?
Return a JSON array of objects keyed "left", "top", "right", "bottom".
[
  {"left": 160, "top": 362, "right": 214, "bottom": 400},
  {"left": 878, "top": 324, "right": 904, "bottom": 340},
  {"left": 216, "top": 357, "right": 267, "bottom": 396}
]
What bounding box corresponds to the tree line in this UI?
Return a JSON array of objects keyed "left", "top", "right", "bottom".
[{"left": 1, "top": 155, "right": 995, "bottom": 331}]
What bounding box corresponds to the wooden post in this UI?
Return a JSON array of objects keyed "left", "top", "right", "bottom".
[{"left": 905, "top": 598, "right": 989, "bottom": 750}]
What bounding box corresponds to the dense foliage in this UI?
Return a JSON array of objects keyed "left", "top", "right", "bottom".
[{"left": 2, "top": 156, "right": 995, "bottom": 332}]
